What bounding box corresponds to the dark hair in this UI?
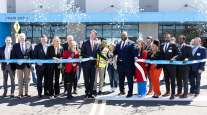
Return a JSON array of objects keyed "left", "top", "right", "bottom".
[
  {"left": 178, "top": 34, "right": 186, "bottom": 41},
  {"left": 164, "top": 32, "right": 172, "bottom": 37},
  {"left": 152, "top": 40, "right": 160, "bottom": 47}
]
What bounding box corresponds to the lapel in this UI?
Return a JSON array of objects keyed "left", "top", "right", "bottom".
[
  {"left": 88, "top": 40, "right": 93, "bottom": 53},
  {"left": 194, "top": 47, "right": 200, "bottom": 57},
  {"left": 40, "top": 44, "right": 46, "bottom": 56},
  {"left": 2, "top": 45, "right": 6, "bottom": 59},
  {"left": 17, "top": 43, "right": 24, "bottom": 56},
  {"left": 120, "top": 40, "right": 128, "bottom": 50}
]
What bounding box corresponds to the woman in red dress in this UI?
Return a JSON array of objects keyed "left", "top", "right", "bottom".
[
  {"left": 63, "top": 40, "right": 79, "bottom": 100},
  {"left": 134, "top": 40, "right": 148, "bottom": 96}
]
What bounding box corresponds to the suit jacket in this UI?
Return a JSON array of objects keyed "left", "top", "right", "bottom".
[
  {"left": 160, "top": 43, "right": 179, "bottom": 69},
  {"left": 46, "top": 45, "right": 63, "bottom": 68},
  {"left": 160, "top": 43, "right": 179, "bottom": 60},
  {"left": 11, "top": 43, "right": 32, "bottom": 69},
  {"left": 0, "top": 45, "right": 16, "bottom": 71},
  {"left": 33, "top": 43, "right": 48, "bottom": 69},
  {"left": 175, "top": 44, "right": 193, "bottom": 69},
  {"left": 81, "top": 40, "right": 99, "bottom": 67},
  {"left": 113, "top": 39, "right": 138, "bottom": 73},
  {"left": 191, "top": 46, "right": 207, "bottom": 72},
  {"left": 176, "top": 44, "right": 192, "bottom": 61}
]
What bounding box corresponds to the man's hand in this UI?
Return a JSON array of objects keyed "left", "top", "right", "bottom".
[
  {"left": 183, "top": 58, "right": 188, "bottom": 64},
  {"left": 198, "top": 69, "right": 203, "bottom": 74},
  {"left": 170, "top": 58, "right": 175, "bottom": 63},
  {"left": 134, "top": 57, "right": 139, "bottom": 62}
]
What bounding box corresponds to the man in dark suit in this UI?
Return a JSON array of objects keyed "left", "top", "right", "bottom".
[
  {"left": 175, "top": 34, "right": 193, "bottom": 98},
  {"left": 189, "top": 37, "right": 206, "bottom": 97},
  {"left": 46, "top": 36, "right": 63, "bottom": 98},
  {"left": 113, "top": 31, "right": 138, "bottom": 98},
  {"left": 11, "top": 33, "right": 33, "bottom": 98},
  {"left": 81, "top": 30, "right": 99, "bottom": 98},
  {"left": 0, "top": 36, "right": 16, "bottom": 98},
  {"left": 33, "top": 35, "right": 49, "bottom": 97},
  {"left": 160, "top": 33, "right": 179, "bottom": 99}
]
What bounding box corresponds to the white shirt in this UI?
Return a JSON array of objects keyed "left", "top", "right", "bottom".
[
  {"left": 90, "top": 39, "right": 95, "bottom": 51},
  {"left": 43, "top": 44, "right": 48, "bottom": 54},
  {"left": 163, "top": 42, "right": 169, "bottom": 52},
  {"left": 20, "top": 43, "right": 26, "bottom": 53},
  {"left": 120, "top": 39, "right": 128, "bottom": 49},
  {"left": 55, "top": 47, "right": 58, "bottom": 55},
  {"left": 192, "top": 46, "right": 199, "bottom": 56},
  {"left": 4, "top": 45, "right": 12, "bottom": 59}
]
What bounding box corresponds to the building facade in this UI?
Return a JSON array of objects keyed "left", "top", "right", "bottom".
[{"left": 0, "top": 0, "right": 207, "bottom": 46}]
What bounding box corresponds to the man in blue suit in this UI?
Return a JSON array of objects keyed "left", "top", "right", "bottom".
[
  {"left": 189, "top": 37, "right": 206, "bottom": 97},
  {"left": 81, "top": 30, "right": 99, "bottom": 99},
  {"left": 113, "top": 31, "right": 138, "bottom": 98}
]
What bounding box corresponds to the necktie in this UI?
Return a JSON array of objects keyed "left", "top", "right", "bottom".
[
  {"left": 91, "top": 40, "right": 94, "bottom": 51},
  {"left": 121, "top": 41, "right": 125, "bottom": 49},
  {"left": 192, "top": 47, "right": 197, "bottom": 56},
  {"left": 164, "top": 43, "right": 168, "bottom": 52},
  {"left": 21, "top": 44, "right": 25, "bottom": 54}
]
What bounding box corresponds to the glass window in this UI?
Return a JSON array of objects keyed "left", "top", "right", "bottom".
[
  {"left": 42, "top": 25, "right": 51, "bottom": 38},
  {"left": 103, "top": 25, "right": 112, "bottom": 38},
  {"left": 33, "top": 26, "right": 42, "bottom": 38},
  {"left": 86, "top": 25, "right": 102, "bottom": 37},
  {"left": 21, "top": 26, "right": 32, "bottom": 38},
  {"left": 52, "top": 26, "right": 66, "bottom": 38}
]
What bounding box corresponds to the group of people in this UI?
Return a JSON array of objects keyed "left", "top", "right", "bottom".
[{"left": 0, "top": 30, "right": 206, "bottom": 100}]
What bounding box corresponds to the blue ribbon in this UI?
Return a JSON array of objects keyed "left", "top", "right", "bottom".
[
  {"left": 136, "top": 59, "right": 207, "bottom": 65},
  {"left": 0, "top": 58, "right": 206, "bottom": 65},
  {"left": 0, "top": 57, "right": 95, "bottom": 64}
]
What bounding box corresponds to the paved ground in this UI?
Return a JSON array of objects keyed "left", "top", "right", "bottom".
[{"left": 0, "top": 66, "right": 207, "bottom": 115}]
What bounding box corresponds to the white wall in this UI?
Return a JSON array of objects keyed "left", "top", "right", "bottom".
[
  {"left": 0, "top": 0, "right": 7, "bottom": 13},
  {"left": 86, "top": 0, "right": 139, "bottom": 13},
  {"left": 16, "top": 0, "right": 70, "bottom": 13},
  {"left": 15, "top": 0, "right": 200, "bottom": 13},
  {"left": 159, "top": 0, "right": 197, "bottom": 12}
]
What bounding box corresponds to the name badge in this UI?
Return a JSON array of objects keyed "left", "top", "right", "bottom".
[
  {"left": 197, "top": 53, "right": 201, "bottom": 56},
  {"left": 168, "top": 49, "right": 172, "bottom": 53}
]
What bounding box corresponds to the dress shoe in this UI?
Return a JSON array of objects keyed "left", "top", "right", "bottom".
[
  {"left": 67, "top": 95, "right": 74, "bottom": 100},
  {"left": 152, "top": 95, "right": 159, "bottom": 98},
  {"left": 98, "top": 91, "right": 102, "bottom": 95},
  {"left": 38, "top": 95, "right": 42, "bottom": 98},
  {"left": 194, "top": 94, "right": 199, "bottom": 97},
  {"left": 92, "top": 90, "right": 97, "bottom": 96},
  {"left": 175, "top": 93, "right": 182, "bottom": 97},
  {"left": 118, "top": 92, "right": 126, "bottom": 96},
  {"left": 169, "top": 95, "right": 175, "bottom": 100},
  {"left": 18, "top": 95, "right": 24, "bottom": 99},
  {"left": 126, "top": 94, "right": 133, "bottom": 98},
  {"left": 10, "top": 94, "right": 15, "bottom": 98},
  {"left": 88, "top": 95, "right": 95, "bottom": 99},
  {"left": 25, "top": 94, "right": 31, "bottom": 97},
  {"left": 162, "top": 92, "right": 170, "bottom": 97},
  {"left": 73, "top": 90, "right": 77, "bottom": 95},
  {"left": 180, "top": 94, "right": 187, "bottom": 98}
]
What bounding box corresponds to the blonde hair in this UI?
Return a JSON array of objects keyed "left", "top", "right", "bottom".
[{"left": 52, "top": 36, "right": 61, "bottom": 47}]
